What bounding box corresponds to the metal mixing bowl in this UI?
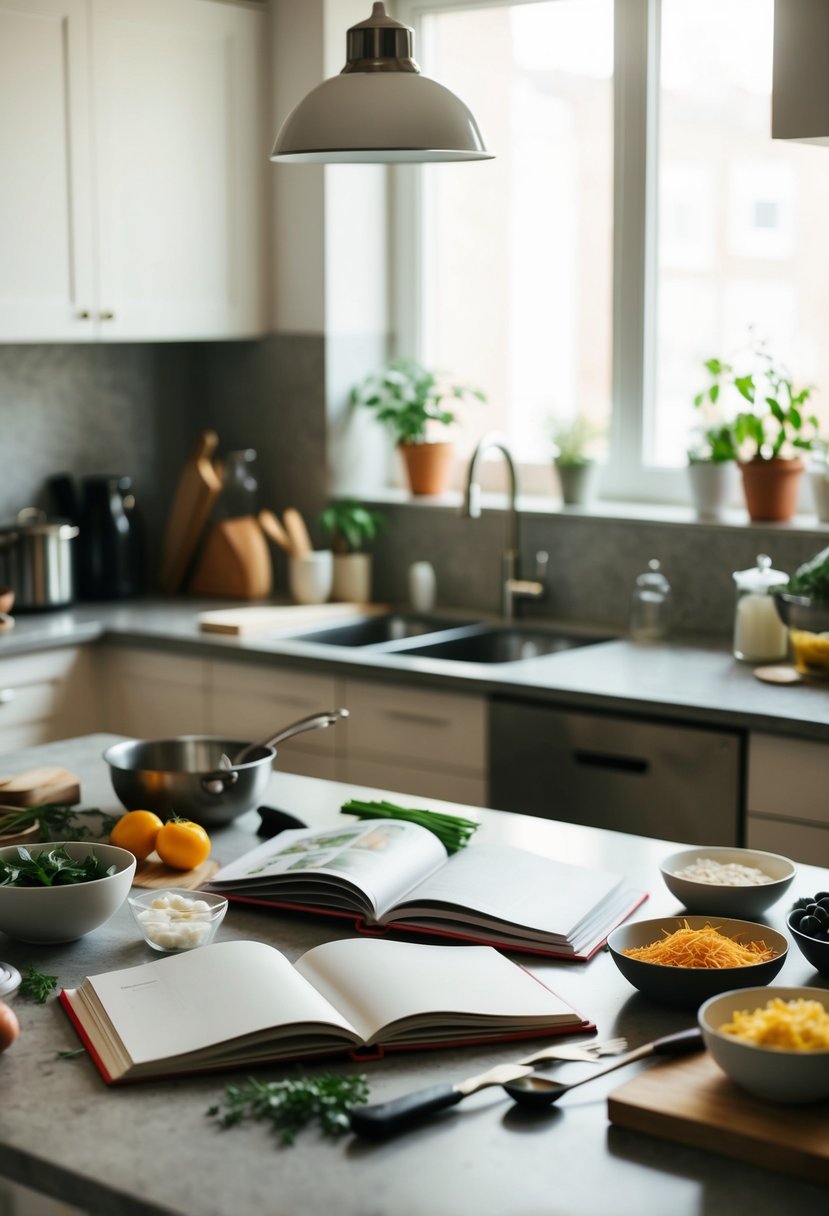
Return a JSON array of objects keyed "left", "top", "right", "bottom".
[{"left": 103, "top": 737, "right": 276, "bottom": 828}]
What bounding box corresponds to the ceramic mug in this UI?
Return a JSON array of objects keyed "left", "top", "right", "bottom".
[{"left": 288, "top": 551, "right": 333, "bottom": 605}]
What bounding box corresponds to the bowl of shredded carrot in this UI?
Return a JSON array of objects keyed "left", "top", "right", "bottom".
[
  {"left": 606, "top": 916, "right": 788, "bottom": 1008},
  {"left": 699, "top": 986, "right": 829, "bottom": 1103}
]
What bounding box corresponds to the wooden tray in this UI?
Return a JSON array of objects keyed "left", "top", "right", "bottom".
[
  {"left": 608, "top": 1051, "right": 829, "bottom": 1184},
  {"left": 133, "top": 856, "right": 220, "bottom": 890}
]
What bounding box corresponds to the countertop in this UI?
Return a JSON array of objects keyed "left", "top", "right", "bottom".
[
  {"left": 0, "top": 734, "right": 826, "bottom": 1216},
  {"left": 2, "top": 598, "right": 829, "bottom": 741}
]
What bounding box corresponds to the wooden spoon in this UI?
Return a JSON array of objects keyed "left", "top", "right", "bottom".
[
  {"left": 258, "top": 509, "right": 293, "bottom": 554},
  {"left": 282, "top": 508, "right": 312, "bottom": 557}
]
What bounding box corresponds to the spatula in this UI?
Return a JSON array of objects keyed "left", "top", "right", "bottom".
[
  {"left": 350, "top": 1062, "right": 534, "bottom": 1140},
  {"left": 282, "top": 508, "right": 312, "bottom": 557}
]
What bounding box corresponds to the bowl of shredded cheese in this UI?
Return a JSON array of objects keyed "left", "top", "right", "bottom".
[
  {"left": 607, "top": 916, "right": 788, "bottom": 1008},
  {"left": 700, "top": 986, "right": 829, "bottom": 1103},
  {"left": 659, "top": 847, "right": 795, "bottom": 919}
]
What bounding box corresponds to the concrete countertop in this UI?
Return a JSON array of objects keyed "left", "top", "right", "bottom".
[
  {"left": 1, "top": 598, "right": 828, "bottom": 740},
  {"left": 0, "top": 734, "right": 827, "bottom": 1216}
]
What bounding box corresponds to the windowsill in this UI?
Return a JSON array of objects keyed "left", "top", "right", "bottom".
[{"left": 357, "top": 486, "right": 829, "bottom": 534}]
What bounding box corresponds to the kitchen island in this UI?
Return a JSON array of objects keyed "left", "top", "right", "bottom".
[{"left": 0, "top": 735, "right": 827, "bottom": 1216}]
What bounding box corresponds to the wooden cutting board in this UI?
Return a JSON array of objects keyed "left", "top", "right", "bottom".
[
  {"left": 198, "top": 601, "right": 388, "bottom": 636},
  {"left": 132, "top": 855, "right": 220, "bottom": 890},
  {"left": 159, "top": 430, "right": 223, "bottom": 594},
  {"left": 608, "top": 1051, "right": 829, "bottom": 1184},
  {"left": 0, "top": 766, "right": 81, "bottom": 807}
]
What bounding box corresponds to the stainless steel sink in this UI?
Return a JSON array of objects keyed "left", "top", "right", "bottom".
[
  {"left": 287, "top": 614, "right": 475, "bottom": 648},
  {"left": 399, "top": 625, "right": 614, "bottom": 664}
]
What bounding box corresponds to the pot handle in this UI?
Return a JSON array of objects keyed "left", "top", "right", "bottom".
[{"left": 201, "top": 770, "right": 240, "bottom": 796}]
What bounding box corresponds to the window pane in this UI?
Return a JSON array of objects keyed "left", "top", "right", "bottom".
[
  {"left": 652, "top": 0, "right": 829, "bottom": 467},
  {"left": 418, "top": 1, "right": 613, "bottom": 478}
]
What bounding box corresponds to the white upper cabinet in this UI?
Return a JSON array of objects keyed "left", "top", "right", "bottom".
[{"left": 0, "top": 0, "right": 268, "bottom": 342}]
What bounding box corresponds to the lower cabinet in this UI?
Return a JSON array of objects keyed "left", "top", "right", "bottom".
[
  {"left": 99, "top": 644, "right": 209, "bottom": 738},
  {"left": 746, "top": 732, "right": 829, "bottom": 866},
  {"left": 0, "top": 646, "right": 96, "bottom": 754}
]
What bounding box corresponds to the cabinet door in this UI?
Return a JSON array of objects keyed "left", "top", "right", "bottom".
[
  {"left": 0, "top": 647, "right": 96, "bottom": 753},
  {"left": 0, "top": 0, "right": 96, "bottom": 341},
  {"left": 101, "top": 645, "right": 209, "bottom": 738},
  {"left": 90, "top": 0, "right": 267, "bottom": 340}
]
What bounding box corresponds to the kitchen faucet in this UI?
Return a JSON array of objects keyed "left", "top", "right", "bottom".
[{"left": 462, "top": 434, "right": 548, "bottom": 621}]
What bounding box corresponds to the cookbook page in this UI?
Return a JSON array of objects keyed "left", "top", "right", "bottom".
[{"left": 210, "top": 820, "right": 447, "bottom": 919}]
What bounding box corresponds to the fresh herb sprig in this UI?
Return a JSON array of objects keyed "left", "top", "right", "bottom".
[
  {"left": 207, "top": 1073, "right": 369, "bottom": 1145},
  {"left": 0, "top": 804, "right": 119, "bottom": 843},
  {"left": 341, "top": 798, "right": 479, "bottom": 853},
  {"left": 0, "top": 845, "right": 115, "bottom": 887},
  {"left": 19, "top": 966, "right": 58, "bottom": 1004}
]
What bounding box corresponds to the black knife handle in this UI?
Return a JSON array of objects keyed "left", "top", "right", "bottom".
[
  {"left": 650, "top": 1027, "right": 704, "bottom": 1055},
  {"left": 350, "top": 1084, "right": 462, "bottom": 1140}
]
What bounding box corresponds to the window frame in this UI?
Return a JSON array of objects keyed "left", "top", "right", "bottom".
[{"left": 391, "top": 0, "right": 743, "bottom": 506}]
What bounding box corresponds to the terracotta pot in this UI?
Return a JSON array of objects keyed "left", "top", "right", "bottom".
[
  {"left": 739, "top": 457, "right": 804, "bottom": 522},
  {"left": 399, "top": 441, "right": 453, "bottom": 496}
]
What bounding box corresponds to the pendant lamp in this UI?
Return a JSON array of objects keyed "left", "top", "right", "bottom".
[{"left": 270, "top": 2, "right": 493, "bottom": 164}]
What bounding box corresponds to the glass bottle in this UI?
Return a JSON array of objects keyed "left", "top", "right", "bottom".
[
  {"left": 630, "top": 559, "right": 672, "bottom": 642},
  {"left": 732, "top": 554, "right": 789, "bottom": 663}
]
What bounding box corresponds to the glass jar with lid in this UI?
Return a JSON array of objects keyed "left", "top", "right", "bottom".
[
  {"left": 630, "top": 559, "right": 672, "bottom": 642},
  {"left": 732, "top": 554, "right": 789, "bottom": 663}
]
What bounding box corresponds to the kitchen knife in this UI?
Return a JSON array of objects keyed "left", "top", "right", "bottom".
[{"left": 349, "top": 1062, "right": 533, "bottom": 1140}]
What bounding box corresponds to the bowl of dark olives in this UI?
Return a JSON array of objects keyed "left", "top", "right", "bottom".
[{"left": 787, "top": 893, "right": 829, "bottom": 978}]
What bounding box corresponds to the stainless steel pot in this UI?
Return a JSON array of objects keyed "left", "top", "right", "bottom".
[
  {"left": 104, "top": 737, "right": 277, "bottom": 828},
  {"left": 0, "top": 508, "right": 79, "bottom": 610}
]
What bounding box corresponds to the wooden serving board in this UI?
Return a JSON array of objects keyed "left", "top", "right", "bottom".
[
  {"left": 198, "top": 602, "right": 388, "bottom": 636},
  {"left": 0, "top": 767, "right": 81, "bottom": 807},
  {"left": 132, "top": 855, "right": 220, "bottom": 890},
  {"left": 608, "top": 1051, "right": 829, "bottom": 1184}
]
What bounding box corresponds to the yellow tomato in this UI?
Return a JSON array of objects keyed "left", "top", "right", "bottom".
[
  {"left": 110, "top": 810, "right": 164, "bottom": 861},
  {"left": 155, "top": 819, "right": 211, "bottom": 871}
]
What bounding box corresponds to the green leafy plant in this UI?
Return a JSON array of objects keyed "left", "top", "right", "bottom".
[
  {"left": 0, "top": 845, "right": 115, "bottom": 887},
  {"left": 0, "top": 804, "right": 118, "bottom": 843},
  {"left": 207, "top": 1072, "right": 370, "bottom": 1145},
  {"left": 783, "top": 544, "right": 829, "bottom": 603},
  {"left": 318, "top": 501, "right": 386, "bottom": 555},
  {"left": 351, "top": 356, "right": 486, "bottom": 445},
  {"left": 19, "top": 967, "right": 59, "bottom": 1004},
  {"left": 694, "top": 342, "right": 818, "bottom": 462},
  {"left": 550, "top": 416, "right": 604, "bottom": 468}
]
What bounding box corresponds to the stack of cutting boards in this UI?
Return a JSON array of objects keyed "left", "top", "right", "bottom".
[
  {"left": 608, "top": 1052, "right": 829, "bottom": 1183},
  {"left": 0, "top": 767, "right": 82, "bottom": 845}
]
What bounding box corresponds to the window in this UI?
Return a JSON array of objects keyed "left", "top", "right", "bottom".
[{"left": 395, "top": 0, "right": 829, "bottom": 503}]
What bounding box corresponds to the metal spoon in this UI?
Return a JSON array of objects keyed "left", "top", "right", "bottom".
[
  {"left": 230, "top": 708, "right": 349, "bottom": 766},
  {"left": 503, "top": 1027, "right": 704, "bottom": 1109}
]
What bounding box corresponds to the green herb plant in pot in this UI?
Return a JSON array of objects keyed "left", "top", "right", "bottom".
[
  {"left": 688, "top": 371, "right": 739, "bottom": 521},
  {"left": 351, "top": 357, "right": 486, "bottom": 496},
  {"left": 551, "top": 416, "right": 603, "bottom": 506},
  {"left": 318, "top": 500, "right": 386, "bottom": 603},
  {"left": 698, "top": 341, "right": 818, "bottom": 522}
]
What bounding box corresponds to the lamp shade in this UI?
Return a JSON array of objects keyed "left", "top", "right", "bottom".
[{"left": 271, "top": 3, "right": 492, "bottom": 165}]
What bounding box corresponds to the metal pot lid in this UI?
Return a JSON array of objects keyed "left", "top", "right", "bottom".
[{"left": 0, "top": 508, "right": 79, "bottom": 539}]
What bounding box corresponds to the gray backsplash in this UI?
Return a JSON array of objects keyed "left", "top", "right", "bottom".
[{"left": 1, "top": 334, "right": 827, "bottom": 634}]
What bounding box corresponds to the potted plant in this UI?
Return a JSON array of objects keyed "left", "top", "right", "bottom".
[
  {"left": 687, "top": 374, "right": 739, "bottom": 520},
  {"left": 808, "top": 439, "right": 829, "bottom": 525},
  {"left": 318, "top": 500, "right": 386, "bottom": 602},
  {"left": 351, "top": 356, "right": 486, "bottom": 495},
  {"left": 696, "top": 343, "right": 818, "bottom": 522},
  {"left": 550, "top": 416, "right": 603, "bottom": 505}
]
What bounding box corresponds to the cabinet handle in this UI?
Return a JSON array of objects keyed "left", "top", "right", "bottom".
[
  {"left": 76, "top": 310, "right": 91, "bottom": 320},
  {"left": 386, "top": 710, "right": 448, "bottom": 728},
  {"left": 0, "top": 688, "right": 16, "bottom": 705},
  {"left": 573, "top": 749, "right": 649, "bottom": 775},
  {"left": 98, "top": 310, "right": 115, "bottom": 321}
]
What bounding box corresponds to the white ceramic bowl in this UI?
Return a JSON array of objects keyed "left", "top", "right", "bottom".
[
  {"left": 0, "top": 841, "right": 136, "bottom": 944},
  {"left": 699, "top": 986, "right": 829, "bottom": 1104},
  {"left": 128, "top": 887, "right": 228, "bottom": 953},
  {"left": 659, "top": 847, "right": 795, "bottom": 918}
]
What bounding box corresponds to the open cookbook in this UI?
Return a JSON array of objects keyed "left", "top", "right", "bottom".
[
  {"left": 59, "top": 937, "right": 592, "bottom": 1084},
  {"left": 207, "top": 820, "right": 646, "bottom": 960}
]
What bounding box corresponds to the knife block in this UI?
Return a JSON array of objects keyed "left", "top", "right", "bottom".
[{"left": 189, "top": 517, "right": 273, "bottom": 599}]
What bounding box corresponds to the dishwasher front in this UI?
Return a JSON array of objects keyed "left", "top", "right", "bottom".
[{"left": 489, "top": 697, "right": 743, "bottom": 845}]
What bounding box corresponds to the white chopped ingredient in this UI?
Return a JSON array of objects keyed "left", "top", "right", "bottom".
[
  {"left": 136, "top": 892, "right": 217, "bottom": 949},
  {"left": 673, "top": 858, "right": 774, "bottom": 887}
]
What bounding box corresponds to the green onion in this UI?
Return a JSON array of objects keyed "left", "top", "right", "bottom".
[{"left": 341, "top": 798, "right": 479, "bottom": 853}]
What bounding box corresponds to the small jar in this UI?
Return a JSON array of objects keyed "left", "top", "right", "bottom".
[
  {"left": 630, "top": 559, "right": 671, "bottom": 642},
  {"left": 732, "top": 554, "right": 789, "bottom": 663}
]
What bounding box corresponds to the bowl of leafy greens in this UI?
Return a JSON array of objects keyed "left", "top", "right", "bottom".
[
  {"left": 0, "top": 841, "right": 136, "bottom": 943},
  {"left": 774, "top": 545, "right": 829, "bottom": 677}
]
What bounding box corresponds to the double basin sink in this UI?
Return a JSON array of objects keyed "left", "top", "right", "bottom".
[{"left": 286, "top": 614, "right": 613, "bottom": 665}]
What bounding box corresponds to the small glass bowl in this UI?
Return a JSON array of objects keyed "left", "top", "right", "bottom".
[
  {"left": 0, "top": 962, "right": 21, "bottom": 1000},
  {"left": 127, "top": 888, "right": 228, "bottom": 954}
]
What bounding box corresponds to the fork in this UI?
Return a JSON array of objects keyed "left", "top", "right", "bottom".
[{"left": 518, "top": 1036, "right": 628, "bottom": 1066}]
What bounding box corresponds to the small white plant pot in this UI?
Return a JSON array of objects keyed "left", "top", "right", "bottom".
[
  {"left": 555, "top": 461, "right": 598, "bottom": 506},
  {"left": 288, "top": 551, "right": 333, "bottom": 605},
  {"left": 332, "top": 553, "right": 372, "bottom": 603},
  {"left": 810, "top": 468, "right": 829, "bottom": 524},
  {"left": 687, "top": 461, "right": 736, "bottom": 521}
]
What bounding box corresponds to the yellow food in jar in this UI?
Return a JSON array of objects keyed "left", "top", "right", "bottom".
[{"left": 789, "top": 628, "right": 829, "bottom": 678}]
